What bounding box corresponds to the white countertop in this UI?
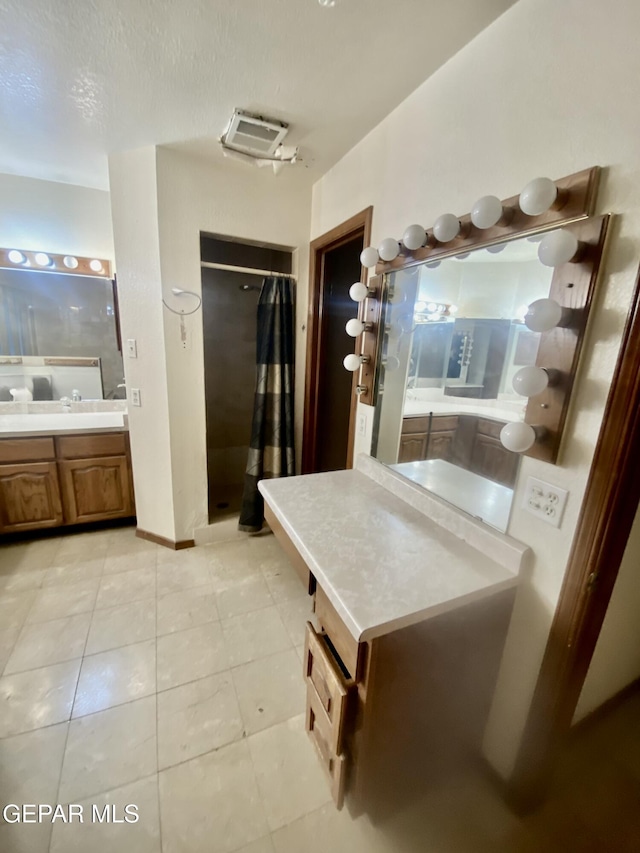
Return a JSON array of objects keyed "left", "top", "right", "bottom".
[
  {"left": 390, "top": 459, "right": 513, "bottom": 532},
  {"left": 0, "top": 411, "right": 127, "bottom": 436},
  {"left": 402, "top": 399, "right": 521, "bottom": 422},
  {"left": 259, "top": 458, "right": 528, "bottom": 644}
]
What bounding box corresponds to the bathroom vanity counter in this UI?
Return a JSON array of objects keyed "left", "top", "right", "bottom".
[
  {"left": 260, "top": 455, "right": 528, "bottom": 813},
  {"left": 402, "top": 398, "right": 522, "bottom": 422},
  {"left": 259, "top": 455, "right": 526, "bottom": 644},
  {"left": 0, "top": 410, "right": 128, "bottom": 437}
]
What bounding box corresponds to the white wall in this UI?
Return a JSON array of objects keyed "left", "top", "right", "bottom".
[
  {"left": 155, "top": 147, "right": 312, "bottom": 538},
  {"left": 0, "top": 172, "right": 113, "bottom": 259},
  {"left": 108, "top": 147, "right": 177, "bottom": 540},
  {"left": 574, "top": 505, "right": 640, "bottom": 721},
  {"left": 310, "top": 0, "right": 640, "bottom": 779},
  {"left": 110, "top": 145, "right": 312, "bottom": 541}
]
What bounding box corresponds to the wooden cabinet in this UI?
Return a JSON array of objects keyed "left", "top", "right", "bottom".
[
  {"left": 268, "top": 514, "right": 515, "bottom": 818},
  {"left": 302, "top": 572, "right": 514, "bottom": 818},
  {"left": 400, "top": 415, "right": 458, "bottom": 464},
  {"left": 469, "top": 418, "right": 519, "bottom": 488},
  {"left": 59, "top": 456, "right": 134, "bottom": 524},
  {"left": 0, "top": 462, "right": 63, "bottom": 533},
  {"left": 400, "top": 413, "right": 518, "bottom": 488},
  {"left": 0, "top": 431, "right": 135, "bottom": 534},
  {"left": 398, "top": 432, "right": 428, "bottom": 463}
]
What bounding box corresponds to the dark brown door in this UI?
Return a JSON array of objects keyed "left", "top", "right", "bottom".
[
  {"left": 314, "top": 237, "right": 363, "bottom": 472},
  {"left": 303, "top": 207, "right": 373, "bottom": 474}
]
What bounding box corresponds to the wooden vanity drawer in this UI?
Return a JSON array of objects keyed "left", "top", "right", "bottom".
[
  {"left": 56, "top": 432, "right": 127, "bottom": 459},
  {"left": 0, "top": 438, "right": 55, "bottom": 463},
  {"left": 304, "top": 623, "right": 354, "bottom": 755},
  {"left": 314, "top": 585, "right": 361, "bottom": 679},
  {"left": 305, "top": 684, "right": 347, "bottom": 810},
  {"left": 476, "top": 418, "right": 504, "bottom": 439}
]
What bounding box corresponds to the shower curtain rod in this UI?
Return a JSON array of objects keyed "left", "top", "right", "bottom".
[{"left": 201, "top": 261, "right": 296, "bottom": 279}]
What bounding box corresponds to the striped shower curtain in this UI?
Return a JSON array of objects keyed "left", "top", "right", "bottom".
[{"left": 238, "top": 276, "right": 295, "bottom": 532}]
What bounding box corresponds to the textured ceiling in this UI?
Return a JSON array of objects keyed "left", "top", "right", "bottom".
[{"left": 0, "top": 0, "right": 515, "bottom": 189}]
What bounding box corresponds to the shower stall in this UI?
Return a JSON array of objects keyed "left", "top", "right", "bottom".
[{"left": 200, "top": 234, "right": 293, "bottom": 522}]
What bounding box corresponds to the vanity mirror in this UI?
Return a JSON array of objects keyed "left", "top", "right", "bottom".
[
  {"left": 346, "top": 167, "right": 610, "bottom": 531},
  {"left": 0, "top": 250, "right": 123, "bottom": 400}
]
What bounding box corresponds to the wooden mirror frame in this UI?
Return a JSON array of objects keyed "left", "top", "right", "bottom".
[{"left": 359, "top": 166, "right": 610, "bottom": 464}]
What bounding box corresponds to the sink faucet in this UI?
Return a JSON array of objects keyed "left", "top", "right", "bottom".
[{"left": 60, "top": 397, "right": 72, "bottom": 412}]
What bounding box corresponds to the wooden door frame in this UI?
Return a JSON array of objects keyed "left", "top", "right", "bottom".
[
  {"left": 302, "top": 207, "right": 373, "bottom": 474},
  {"left": 508, "top": 262, "right": 640, "bottom": 810}
]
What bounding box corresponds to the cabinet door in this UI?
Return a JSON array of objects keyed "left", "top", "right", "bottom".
[
  {"left": 398, "top": 433, "right": 428, "bottom": 463},
  {"left": 0, "top": 462, "right": 63, "bottom": 533},
  {"left": 426, "top": 430, "right": 455, "bottom": 462},
  {"left": 470, "top": 434, "right": 519, "bottom": 487},
  {"left": 59, "top": 456, "right": 134, "bottom": 524}
]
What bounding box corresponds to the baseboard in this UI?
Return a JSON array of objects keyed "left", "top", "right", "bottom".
[
  {"left": 136, "top": 528, "right": 195, "bottom": 550},
  {"left": 571, "top": 676, "right": 640, "bottom": 734}
]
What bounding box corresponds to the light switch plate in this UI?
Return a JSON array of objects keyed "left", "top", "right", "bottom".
[
  {"left": 130, "top": 388, "right": 141, "bottom": 407},
  {"left": 522, "top": 476, "right": 568, "bottom": 528},
  {"left": 126, "top": 339, "right": 137, "bottom": 358}
]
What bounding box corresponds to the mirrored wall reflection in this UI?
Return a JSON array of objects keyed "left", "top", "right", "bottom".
[
  {"left": 0, "top": 268, "right": 124, "bottom": 400},
  {"left": 372, "top": 235, "right": 554, "bottom": 531}
]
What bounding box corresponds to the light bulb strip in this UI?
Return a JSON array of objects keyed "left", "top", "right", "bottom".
[
  {"left": 371, "top": 166, "right": 600, "bottom": 275},
  {"left": 521, "top": 213, "right": 610, "bottom": 464},
  {"left": 0, "top": 248, "right": 112, "bottom": 278}
]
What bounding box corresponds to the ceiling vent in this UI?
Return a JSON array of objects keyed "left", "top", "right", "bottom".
[{"left": 221, "top": 109, "right": 289, "bottom": 158}]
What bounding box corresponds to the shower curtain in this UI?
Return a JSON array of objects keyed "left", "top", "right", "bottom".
[{"left": 238, "top": 276, "right": 295, "bottom": 532}]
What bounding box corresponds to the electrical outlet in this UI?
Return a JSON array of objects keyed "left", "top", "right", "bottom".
[
  {"left": 126, "top": 339, "right": 137, "bottom": 358},
  {"left": 357, "top": 412, "right": 367, "bottom": 437},
  {"left": 522, "top": 476, "right": 568, "bottom": 528},
  {"left": 130, "top": 388, "right": 141, "bottom": 407}
]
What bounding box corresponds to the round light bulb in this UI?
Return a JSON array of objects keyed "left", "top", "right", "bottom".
[
  {"left": 519, "top": 177, "right": 558, "bottom": 216},
  {"left": 500, "top": 422, "right": 537, "bottom": 453},
  {"left": 402, "top": 224, "right": 426, "bottom": 251},
  {"left": 538, "top": 229, "right": 580, "bottom": 267},
  {"left": 433, "top": 213, "right": 461, "bottom": 243},
  {"left": 349, "top": 281, "right": 369, "bottom": 303},
  {"left": 524, "top": 298, "right": 564, "bottom": 333},
  {"left": 345, "top": 318, "right": 365, "bottom": 337},
  {"left": 63, "top": 256, "right": 79, "bottom": 269},
  {"left": 427, "top": 302, "right": 438, "bottom": 313},
  {"left": 360, "top": 246, "right": 379, "bottom": 268},
  {"left": 415, "top": 301, "right": 427, "bottom": 312},
  {"left": 89, "top": 259, "right": 103, "bottom": 272},
  {"left": 35, "top": 252, "right": 51, "bottom": 266},
  {"left": 385, "top": 355, "right": 401, "bottom": 372},
  {"left": 8, "top": 250, "right": 26, "bottom": 264},
  {"left": 470, "top": 195, "right": 503, "bottom": 229},
  {"left": 449, "top": 305, "right": 458, "bottom": 314},
  {"left": 378, "top": 237, "right": 400, "bottom": 262},
  {"left": 512, "top": 366, "right": 549, "bottom": 397},
  {"left": 343, "top": 353, "right": 362, "bottom": 372}
]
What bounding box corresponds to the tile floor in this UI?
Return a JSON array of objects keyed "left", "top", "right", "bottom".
[{"left": 0, "top": 524, "right": 639, "bottom": 853}]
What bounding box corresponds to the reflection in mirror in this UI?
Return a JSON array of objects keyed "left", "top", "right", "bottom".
[
  {"left": 0, "top": 268, "right": 124, "bottom": 400},
  {"left": 372, "top": 234, "right": 555, "bottom": 531}
]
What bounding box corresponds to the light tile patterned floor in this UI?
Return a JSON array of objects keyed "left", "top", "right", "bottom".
[{"left": 0, "top": 525, "right": 639, "bottom": 853}]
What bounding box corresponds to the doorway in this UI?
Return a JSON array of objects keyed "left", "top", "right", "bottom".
[
  {"left": 302, "top": 207, "right": 373, "bottom": 474},
  {"left": 200, "top": 233, "right": 293, "bottom": 523}
]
